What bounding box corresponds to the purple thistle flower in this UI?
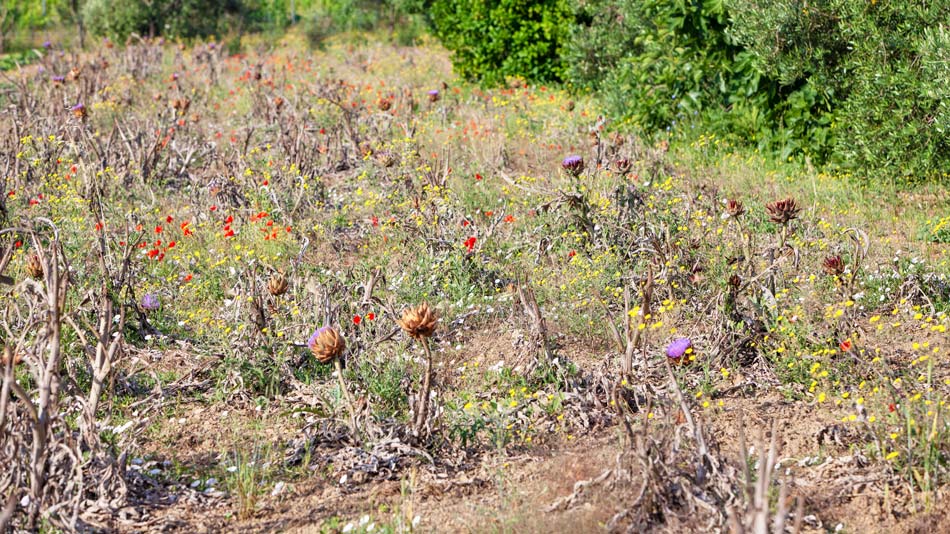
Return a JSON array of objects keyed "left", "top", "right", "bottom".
[
  {"left": 42, "top": 41, "right": 52, "bottom": 49},
  {"left": 666, "top": 338, "right": 692, "bottom": 360},
  {"left": 70, "top": 103, "right": 84, "bottom": 111},
  {"left": 427, "top": 89, "right": 440, "bottom": 102},
  {"left": 561, "top": 155, "right": 584, "bottom": 177},
  {"left": 141, "top": 293, "right": 160, "bottom": 311},
  {"left": 51, "top": 75, "right": 65, "bottom": 83},
  {"left": 308, "top": 326, "right": 331, "bottom": 348}
]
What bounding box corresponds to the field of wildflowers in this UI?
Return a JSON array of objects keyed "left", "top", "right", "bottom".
[{"left": 1, "top": 31, "right": 950, "bottom": 533}]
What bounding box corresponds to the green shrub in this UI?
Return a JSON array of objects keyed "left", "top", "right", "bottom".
[
  {"left": 429, "top": 0, "right": 573, "bottom": 85},
  {"left": 566, "top": 0, "right": 949, "bottom": 181},
  {"left": 82, "top": 0, "right": 247, "bottom": 40},
  {"left": 728, "top": 0, "right": 950, "bottom": 180},
  {"left": 565, "top": 0, "right": 788, "bottom": 146}
]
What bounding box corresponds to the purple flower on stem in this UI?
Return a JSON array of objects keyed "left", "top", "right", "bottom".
[
  {"left": 561, "top": 155, "right": 584, "bottom": 177},
  {"left": 51, "top": 75, "right": 65, "bottom": 83},
  {"left": 427, "top": 89, "right": 440, "bottom": 102},
  {"left": 666, "top": 338, "right": 693, "bottom": 362},
  {"left": 141, "top": 293, "right": 160, "bottom": 312},
  {"left": 42, "top": 41, "right": 52, "bottom": 49}
]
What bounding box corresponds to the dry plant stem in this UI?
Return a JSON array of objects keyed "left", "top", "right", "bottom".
[
  {"left": 664, "top": 358, "right": 708, "bottom": 464},
  {"left": 414, "top": 337, "right": 434, "bottom": 438},
  {"left": 622, "top": 267, "right": 654, "bottom": 377},
  {"left": 334, "top": 358, "right": 358, "bottom": 439},
  {"left": 0, "top": 347, "right": 12, "bottom": 430}
]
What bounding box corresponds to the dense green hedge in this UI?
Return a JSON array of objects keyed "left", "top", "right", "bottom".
[
  {"left": 428, "top": 0, "right": 573, "bottom": 85},
  {"left": 427, "top": 0, "right": 950, "bottom": 180},
  {"left": 728, "top": 0, "right": 950, "bottom": 179}
]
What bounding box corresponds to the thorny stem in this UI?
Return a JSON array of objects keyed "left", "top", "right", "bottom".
[
  {"left": 414, "top": 337, "right": 434, "bottom": 440},
  {"left": 334, "top": 358, "right": 358, "bottom": 441}
]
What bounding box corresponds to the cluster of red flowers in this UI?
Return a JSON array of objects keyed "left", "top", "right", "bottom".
[
  {"left": 251, "top": 210, "right": 292, "bottom": 240},
  {"left": 352, "top": 312, "right": 377, "bottom": 325},
  {"left": 140, "top": 215, "right": 182, "bottom": 261}
]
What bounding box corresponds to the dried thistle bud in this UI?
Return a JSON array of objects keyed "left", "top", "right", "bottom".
[
  {"left": 268, "top": 272, "right": 289, "bottom": 296},
  {"left": 308, "top": 326, "right": 346, "bottom": 363},
  {"left": 610, "top": 132, "right": 625, "bottom": 147},
  {"left": 25, "top": 253, "right": 43, "bottom": 279},
  {"left": 273, "top": 97, "right": 284, "bottom": 111},
  {"left": 375, "top": 150, "right": 396, "bottom": 168},
  {"left": 377, "top": 98, "right": 392, "bottom": 112},
  {"left": 397, "top": 302, "right": 438, "bottom": 339},
  {"left": 614, "top": 157, "right": 632, "bottom": 176},
  {"left": 728, "top": 274, "right": 741, "bottom": 289},
  {"left": 726, "top": 199, "right": 745, "bottom": 218},
  {"left": 765, "top": 197, "right": 801, "bottom": 224},
  {"left": 822, "top": 255, "right": 846, "bottom": 276},
  {"left": 565, "top": 100, "right": 575, "bottom": 112},
  {"left": 171, "top": 98, "right": 191, "bottom": 114}
]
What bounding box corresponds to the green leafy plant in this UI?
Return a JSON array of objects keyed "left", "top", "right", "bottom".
[{"left": 429, "top": 0, "right": 573, "bottom": 85}]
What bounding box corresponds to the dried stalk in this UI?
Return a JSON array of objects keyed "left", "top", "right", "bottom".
[{"left": 413, "top": 337, "right": 434, "bottom": 440}]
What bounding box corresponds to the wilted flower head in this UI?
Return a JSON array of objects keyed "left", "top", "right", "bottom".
[
  {"left": 614, "top": 157, "right": 632, "bottom": 175},
  {"left": 268, "top": 271, "right": 289, "bottom": 296},
  {"left": 666, "top": 338, "right": 693, "bottom": 362},
  {"left": 561, "top": 155, "right": 584, "bottom": 177},
  {"left": 308, "top": 326, "right": 345, "bottom": 363},
  {"left": 25, "top": 254, "right": 43, "bottom": 279},
  {"left": 141, "top": 293, "right": 160, "bottom": 311},
  {"left": 822, "top": 255, "right": 846, "bottom": 276},
  {"left": 397, "top": 302, "right": 438, "bottom": 339},
  {"left": 725, "top": 199, "right": 745, "bottom": 218},
  {"left": 765, "top": 197, "right": 801, "bottom": 224}
]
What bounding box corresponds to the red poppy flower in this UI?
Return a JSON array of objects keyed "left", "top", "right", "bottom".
[
  {"left": 366, "top": 312, "right": 375, "bottom": 321},
  {"left": 353, "top": 315, "right": 362, "bottom": 325},
  {"left": 840, "top": 340, "right": 853, "bottom": 352}
]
